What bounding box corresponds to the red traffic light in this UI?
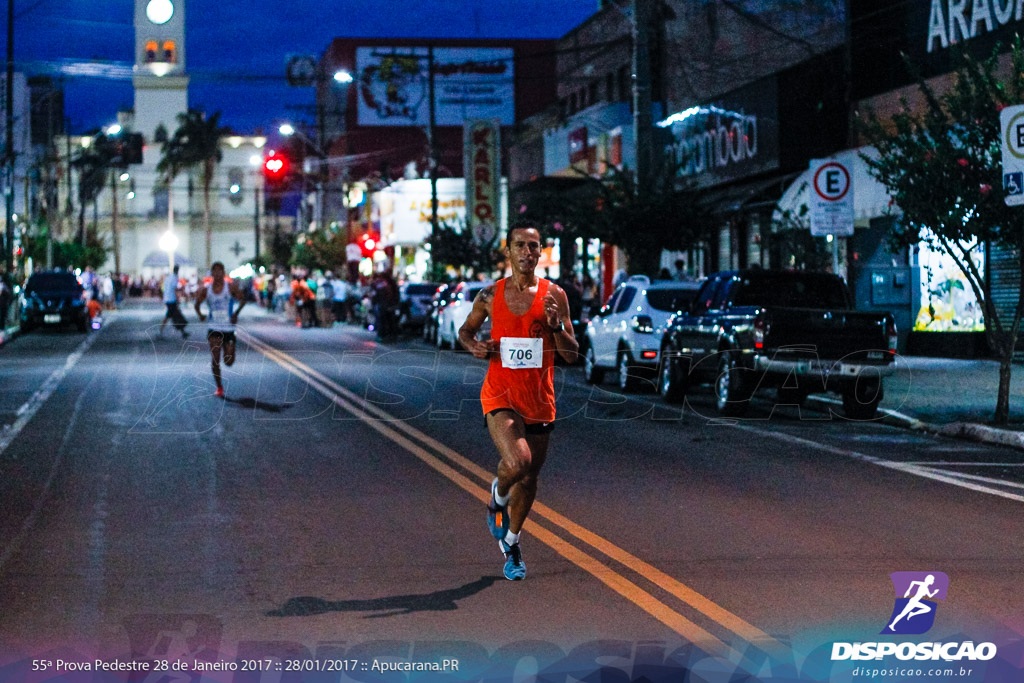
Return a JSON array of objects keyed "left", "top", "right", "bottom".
[
  {"left": 263, "top": 153, "right": 289, "bottom": 181},
  {"left": 359, "top": 232, "right": 378, "bottom": 257}
]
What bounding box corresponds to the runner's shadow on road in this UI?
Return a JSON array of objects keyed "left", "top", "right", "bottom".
[
  {"left": 266, "top": 576, "right": 500, "bottom": 618},
  {"left": 223, "top": 396, "right": 292, "bottom": 414}
]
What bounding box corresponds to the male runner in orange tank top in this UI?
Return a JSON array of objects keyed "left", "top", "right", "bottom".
[{"left": 458, "top": 221, "right": 578, "bottom": 580}]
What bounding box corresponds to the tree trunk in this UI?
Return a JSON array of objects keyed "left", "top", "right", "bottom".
[
  {"left": 992, "top": 244, "right": 1024, "bottom": 425},
  {"left": 995, "top": 352, "right": 1012, "bottom": 425}
]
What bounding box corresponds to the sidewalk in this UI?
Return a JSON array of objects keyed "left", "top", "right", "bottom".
[{"left": 807, "top": 355, "right": 1024, "bottom": 452}]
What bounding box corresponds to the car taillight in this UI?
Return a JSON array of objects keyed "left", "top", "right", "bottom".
[
  {"left": 753, "top": 311, "right": 770, "bottom": 350},
  {"left": 887, "top": 319, "right": 898, "bottom": 355}
]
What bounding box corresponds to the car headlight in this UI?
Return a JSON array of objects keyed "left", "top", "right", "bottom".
[{"left": 71, "top": 298, "right": 85, "bottom": 307}]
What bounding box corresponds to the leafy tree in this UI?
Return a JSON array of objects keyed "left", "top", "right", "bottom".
[
  {"left": 859, "top": 40, "right": 1024, "bottom": 425},
  {"left": 595, "top": 165, "right": 714, "bottom": 277},
  {"left": 425, "top": 220, "right": 502, "bottom": 282},
  {"left": 515, "top": 177, "right": 604, "bottom": 276},
  {"left": 25, "top": 233, "right": 108, "bottom": 270},
  {"left": 158, "top": 109, "right": 231, "bottom": 271},
  {"left": 72, "top": 133, "right": 116, "bottom": 246},
  {"left": 290, "top": 227, "right": 350, "bottom": 272}
]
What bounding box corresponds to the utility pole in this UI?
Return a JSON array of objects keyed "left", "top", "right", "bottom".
[
  {"left": 632, "top": 0, "right": 654, "bottom": 201},
  {"left": 4, "top": 0, "right": 15, "bottom": 273},
  {"left": 110, "top": 167, "right": 120, "bottom": 274},
  {"left": 253, "top": 184, "right": 260, "bottom": 263},
  {"left": 428, "top": 46, "right": 439, "bottom": 242}
]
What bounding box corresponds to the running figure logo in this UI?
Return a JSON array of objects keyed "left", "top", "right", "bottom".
[{"left": 881, "top": 571, "right": 949, "bottom": 635}]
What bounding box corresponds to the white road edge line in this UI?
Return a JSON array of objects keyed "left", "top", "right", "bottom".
[
  {"left": 0, "top": 331, "right": 100, "bottom": 457},
  {"left": 728, "top": 423, "right": 1024, "bottom": 504},
  {"left": 912, "top": 466, "right": 1024, "bottom": 491},
  {"left": 594, "top": 382, "right": 1024, "bottom": 505}
]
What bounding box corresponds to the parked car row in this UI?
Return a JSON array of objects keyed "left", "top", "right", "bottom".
[
  {"left": 392, "top": 270, "right": 897, "bottom": 421},
  {"left": 584, "top": 269, "right": 897, "bottom": 420}
]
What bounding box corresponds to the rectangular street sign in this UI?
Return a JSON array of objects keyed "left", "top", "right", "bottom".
[
  {"left": 1000, "top": 104, "right": 1024, "bottom": 206},
  {"left": 809, "top": 157, "right": 854, "bottom": 236}
]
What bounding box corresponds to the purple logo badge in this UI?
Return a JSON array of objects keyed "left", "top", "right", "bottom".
[{"left": 881, "top": 571, "right": 949, "bottom": 635}]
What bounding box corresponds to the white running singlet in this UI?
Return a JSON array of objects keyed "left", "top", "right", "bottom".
[{"left": 205, "top": 283, "right": 236, "bottom": 332}]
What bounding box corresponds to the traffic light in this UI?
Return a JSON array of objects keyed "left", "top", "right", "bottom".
[
  {"left": 263, "top": 152, "right": 289, "bottom": 184},
  {"left": 359, "top": 231, "right": 378, "bottom": 258}
]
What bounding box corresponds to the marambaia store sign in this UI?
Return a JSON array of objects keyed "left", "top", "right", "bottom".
[{"left": 662, "top": 79, "right": 779, "bottom": 189}]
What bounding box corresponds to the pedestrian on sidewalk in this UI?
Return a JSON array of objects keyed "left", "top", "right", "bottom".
[{"left": 290, "top": 275, "right": 315, "bottom": 328}]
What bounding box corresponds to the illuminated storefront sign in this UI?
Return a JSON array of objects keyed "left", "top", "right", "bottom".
[{"left": 464, "top": 119, "right": 501, "bottom": 245}]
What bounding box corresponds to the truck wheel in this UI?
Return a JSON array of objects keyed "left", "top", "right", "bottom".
[
  {"left": 715, "top": 350, "right": 751, "bottom": 417},
  {"left": 583, "top": 344, "right": 605, "bottom": 385},
  {"left": 842, "top": 379, "right": 882, "bottom": 420},
  {"left": 617, "top": 349, "right": 643, "bottom": 393},
  {"left": 659, "top": 349, "right": 688, "bottom": 404}
]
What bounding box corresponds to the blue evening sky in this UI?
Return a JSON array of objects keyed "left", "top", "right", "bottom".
[{"left": 12, "top": 0, "right": 599, "bottom": 134}]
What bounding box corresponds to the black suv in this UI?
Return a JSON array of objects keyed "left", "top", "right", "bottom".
[{"left": 20, "top": 271, "right": 89, "bottom": 332}]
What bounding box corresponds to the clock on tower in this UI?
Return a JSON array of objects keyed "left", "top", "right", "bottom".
[
  {"left": 133, "top": 0, "right": 188, "bottom": 142},
  {"left": 145, "top": 0, "right": 173, "bottom": 24}
]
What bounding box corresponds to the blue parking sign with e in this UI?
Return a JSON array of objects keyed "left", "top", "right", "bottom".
[{"left": 1004, "top": 172, "right": 1023, "bottom": 196}]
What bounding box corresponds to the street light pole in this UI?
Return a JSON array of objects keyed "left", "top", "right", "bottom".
[
  {"left": 110, "top": 167, "right": 119, "bottom": 274},
  {"left": 4, "top": 0, "right": 15, "bottom": 273},
  {"left": 632, "top": 0, "right": 653, "bottom": 201},
  {"left": 427, "top": 46, "right": 439, "bottom": 242}
]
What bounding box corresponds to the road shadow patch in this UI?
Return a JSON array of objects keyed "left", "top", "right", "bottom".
[
  {"left": 224, "top": 396, "right": 292, "bottom": 414},
  {"left": 266, "top": 576, "right": 499, "bottom": 618}
]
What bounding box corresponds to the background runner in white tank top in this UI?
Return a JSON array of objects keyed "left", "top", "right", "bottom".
[{"left": 205, "top": 283, "right": 236, "bottom": 332}]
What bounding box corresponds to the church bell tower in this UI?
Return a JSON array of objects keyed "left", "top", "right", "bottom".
[{"left": 133, "top": 0, "right": 189, "bottom": 143}]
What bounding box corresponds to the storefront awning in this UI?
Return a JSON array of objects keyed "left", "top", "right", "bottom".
[
  {"left": 142, "top": 251, "right": 192, "bottom": 267},
  {"left": 695, "top": 174, "right": 794, "bottom": 215},
  {"left": 772, "top": 146, "right": 896, "bottom": 227}
]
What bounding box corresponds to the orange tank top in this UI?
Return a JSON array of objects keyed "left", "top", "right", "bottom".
[{"left": 480, "top": 277, "right": 557, "bottom": 424}]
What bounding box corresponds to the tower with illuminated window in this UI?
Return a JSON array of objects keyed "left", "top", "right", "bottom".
[{"left": 133, "top": 0, "right": 188, "bottom": 143}]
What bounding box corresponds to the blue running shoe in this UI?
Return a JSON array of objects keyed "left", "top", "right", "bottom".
[
  {"left": 486, "top": 477, "right": 510, "bottom": 540},
  {"left": 500, "top": 539, "right": 526, "bottom": 581}
]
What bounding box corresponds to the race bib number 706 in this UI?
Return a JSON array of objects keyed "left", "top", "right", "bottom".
[{"left": 500, "top": 336, "right": 543, "bottom": 369}]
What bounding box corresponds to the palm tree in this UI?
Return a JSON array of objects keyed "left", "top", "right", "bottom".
[
  {"left": 157, "top": 109, "right": 231, "bottom": 270},
  {"left": 73, "top": 134, "right": 114, "bottom": 247}
]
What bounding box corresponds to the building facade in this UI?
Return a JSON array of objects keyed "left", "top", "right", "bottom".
[
  {"left": 315, "top": 37, "right": 557, "bottom": 276},
  {"left": 509, "top": 0, "right": 848, "bottom": 294},
  {"left": 39, "top": 0, "right": 273, "bottom": 280}
]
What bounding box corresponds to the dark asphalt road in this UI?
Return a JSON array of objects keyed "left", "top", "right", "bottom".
[{"left": 1, "top": 300, "right": 1023, "bottom": 682}]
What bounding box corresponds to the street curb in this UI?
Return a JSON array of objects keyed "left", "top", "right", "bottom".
[
  {"left": 0, "top": 324, "right": 20, "bottom": 348},
  {"left": 806, "top": 395, "right": 1024, "bottom": 454},
  {"left": 935, "top": 422, "right": 1024, "bottom": 451}
]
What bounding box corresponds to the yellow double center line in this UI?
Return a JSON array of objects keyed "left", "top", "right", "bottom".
[{"left": 241, "top": 331, "right": 786, "bottom": 661}]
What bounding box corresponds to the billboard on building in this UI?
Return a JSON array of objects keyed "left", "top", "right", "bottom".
[{"left": 356, "top": 46, "right": 515, "bottom": 127}]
